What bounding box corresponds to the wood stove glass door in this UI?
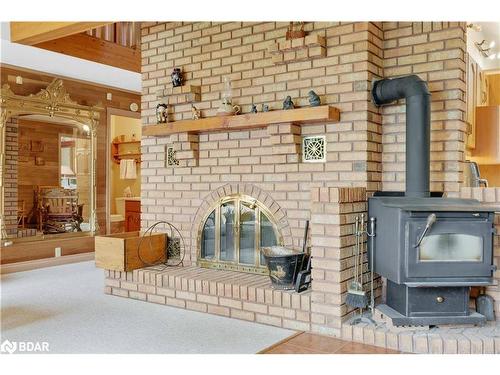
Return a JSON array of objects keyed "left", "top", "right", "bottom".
[{"left": 406, "top": 219, "right": 493, "bottom": 278}]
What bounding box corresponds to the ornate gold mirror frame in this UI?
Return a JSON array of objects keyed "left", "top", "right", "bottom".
[{"left": 0, "top": 78, "right": 102, "bottom": 239}]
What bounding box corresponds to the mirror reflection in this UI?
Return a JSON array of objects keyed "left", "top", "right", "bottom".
[{"left": 13, "top": 115, "right": 92, "bottom": 238}]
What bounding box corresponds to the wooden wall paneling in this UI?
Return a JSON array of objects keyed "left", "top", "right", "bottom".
[{"left": 0, "top": 235, "right": 95, "bottom": 264}]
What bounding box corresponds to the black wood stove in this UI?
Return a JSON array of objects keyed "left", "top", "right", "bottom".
[{"left": 368, "top": 75, "right": 497, "bottom": 326}]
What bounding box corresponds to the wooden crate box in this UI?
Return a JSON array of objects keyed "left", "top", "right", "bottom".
[{"left": 95, "top": 231, "right": 166, "bottom": 271}]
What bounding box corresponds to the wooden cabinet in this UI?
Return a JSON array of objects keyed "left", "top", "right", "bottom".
[
  {"left": 125, "top": 199, "right": 140, "bottom": 232},
  {"left": 471, "top": 106, "right": 500, "bottom": 164},
  {"left": 466, "top": 54, "right": 479, "bottom": 149},
  {"left": 466, "top": 54, "right": 492, "bottom": 150},
  {"left": 488, "top": 74, "right": 500, "bottom": 106}
]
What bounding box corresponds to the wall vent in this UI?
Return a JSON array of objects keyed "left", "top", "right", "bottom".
[{"left": 302, "top": 135, "right": 326, "bottom": 163}]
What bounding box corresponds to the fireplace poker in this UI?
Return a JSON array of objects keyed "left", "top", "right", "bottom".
[
  {"left": 367, "top": 217, "right": 376, "bottom": 315},
  {"left": 347, "top": 214, "right": 377, "bottom": 326}
]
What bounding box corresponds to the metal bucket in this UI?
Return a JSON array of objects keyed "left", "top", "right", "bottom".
[{"left": 261, "top": 246, "right": 307, "bottom": 290}]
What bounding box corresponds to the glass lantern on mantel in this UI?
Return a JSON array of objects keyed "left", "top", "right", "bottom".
[{"left": 216, "top": 76, "right": 240, "bottom": 116}]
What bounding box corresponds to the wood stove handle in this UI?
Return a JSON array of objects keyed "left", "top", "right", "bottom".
[{"left": 414, "top": 213, "right": 437, "bottom": 248}]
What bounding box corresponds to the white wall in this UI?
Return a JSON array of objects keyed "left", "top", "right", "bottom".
[{"left": 0, "top": 22, "right": 141, "bottom": 92}]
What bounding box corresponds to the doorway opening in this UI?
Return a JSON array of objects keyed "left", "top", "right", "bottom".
[{"left": 107, "top": 110, "right": 141, "bottom": 234}]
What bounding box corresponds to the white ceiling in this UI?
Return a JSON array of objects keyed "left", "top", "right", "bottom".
[{"left": 467, "top": 22, "right": 500, "bottom": 72}]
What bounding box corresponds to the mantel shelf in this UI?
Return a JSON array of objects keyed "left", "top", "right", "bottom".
[{"left": 142, "top": 105, "right": 340, "bottom": 137}]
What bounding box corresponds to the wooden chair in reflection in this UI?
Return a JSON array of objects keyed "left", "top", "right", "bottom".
[{"left": 37, "top": 186, "right": 84, "bottom": 234}]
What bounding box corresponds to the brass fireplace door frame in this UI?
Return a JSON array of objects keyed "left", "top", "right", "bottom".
[{"left": 197, "top": 193, "right": 284, "bottom": 274}]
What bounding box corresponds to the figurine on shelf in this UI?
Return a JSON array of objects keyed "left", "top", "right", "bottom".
[
  {"left": 262, "top": 104, "right": 270, "bottom": 112},
  {"left": 191, "top": 105, "right": 201, "bottom": 120},
  {"left": 308, "top": 90, "right": 321, "bottom": 107},
  {"left": 283, "top": 96, "right": 295, "bottom": 110},
  {"left": 171, "top": 68, "right": 183, "bottom": 87},
  {"left": 156, "top": 103, "right": 168, "bottom": 123},
  {"left": 251, "top": 104, "right": 258, "bottom": 113}
]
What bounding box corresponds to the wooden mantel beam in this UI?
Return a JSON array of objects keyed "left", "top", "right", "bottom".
[
  {"left": 143, "top": 105, "right": 341, "bottom": 137},
  {"left": 10, "top": 22, "right": 112, "bottom": 45}
]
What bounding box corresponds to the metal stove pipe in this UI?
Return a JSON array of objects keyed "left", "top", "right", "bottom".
[{"left": 372, "top": 75, "right": 431, "bottom": 198}]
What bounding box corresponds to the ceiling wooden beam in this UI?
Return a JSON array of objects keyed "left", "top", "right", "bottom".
[
  {"left": 34, "top": 33, "right": 140, "bottom": 72},
  {"left": 10, "top": 22, "right": 112, "bottom": 45}
]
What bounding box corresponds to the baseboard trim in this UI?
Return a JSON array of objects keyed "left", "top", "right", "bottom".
[{"left": 0, "top": 252, "right": 95, "bottom": 274}]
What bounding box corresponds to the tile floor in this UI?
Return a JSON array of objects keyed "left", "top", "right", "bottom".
[{"left": 260, "top": 332, "right": 401, "bottom": 354}]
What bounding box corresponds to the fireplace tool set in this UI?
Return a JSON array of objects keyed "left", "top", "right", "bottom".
[{"left": 346, "top": 214, "right": 377, "bottom": 325}]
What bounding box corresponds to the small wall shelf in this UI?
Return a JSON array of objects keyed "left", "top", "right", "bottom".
[
  {"left": 143, "top": 105, "right": 340, "bottom": 137},
  {"left": 111, "top": 140, "right": 141, "bottom": 164}
]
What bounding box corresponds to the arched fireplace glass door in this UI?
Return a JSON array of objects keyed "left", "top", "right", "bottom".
[{"left": 198, "top": 194, "right": 283, "bottom": 274}]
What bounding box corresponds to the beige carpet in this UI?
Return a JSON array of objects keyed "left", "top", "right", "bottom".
[{"left": 0, "top": 261, "right": 294, "bottom": 353}]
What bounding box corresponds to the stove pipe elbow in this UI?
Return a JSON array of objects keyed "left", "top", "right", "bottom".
[{"left": 371, "top": 75, "right": 431, "bottom": 198}]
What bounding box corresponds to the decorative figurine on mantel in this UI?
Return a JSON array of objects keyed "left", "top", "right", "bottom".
[
  {"left": 251, "top": 104, "right": 258, "bottom": 113},
  {"left": 171, "top": 68, "right": 183, "bottom": 87},
  {"left": 308, "top": 90, "right": 321, "bottom": 106},
  {"left": 156, "top": 103, "right": 168, "bottom": 123},
  {"left": 262, "top": 104, "right": 270, "bottom": 112},
  {"left": 283, "top": 96, "right": 295, "bottom": 110},
  {"left": 191, "top": 105, "right": 201, "bottom": 120}
]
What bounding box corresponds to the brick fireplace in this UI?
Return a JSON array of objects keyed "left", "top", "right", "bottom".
[{"left": 102, "top": 22, "right": 500, "bottom": 353}]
